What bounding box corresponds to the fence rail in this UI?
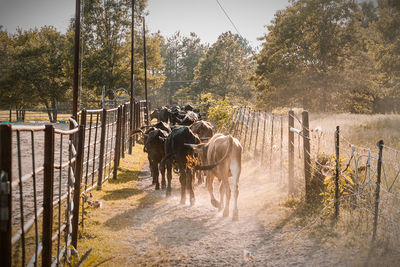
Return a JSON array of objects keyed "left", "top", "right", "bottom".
[{"left": 0, "top": 100, "right": 147, "bottom": 267}]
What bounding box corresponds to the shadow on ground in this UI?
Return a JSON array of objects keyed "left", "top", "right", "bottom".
[
  {"left": 103, "top": 193, "right": 168, "bottom": 230},
  {"left": 154, "top": 213, "right": 219, "bottom": 247},
  {"left": 108, "top": 169, "right": 142, "bottom": 184},
  {"left": 102, "top": 187, "right": 142, "bottom": 201}
]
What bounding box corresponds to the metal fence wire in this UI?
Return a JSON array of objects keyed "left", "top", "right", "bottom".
[
  {"left": 0, "top": 100, "right": 146, "bottom": 267},
  {"left": 229, "top": 107, "right": 400, "bottom": 247},
  {"left": 229, "top": 107, "right": 287, "bottom": 183}
]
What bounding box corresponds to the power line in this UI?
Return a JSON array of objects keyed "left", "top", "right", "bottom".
[{"left": 215, "top": 0, "right": 243, "bottom": 38}]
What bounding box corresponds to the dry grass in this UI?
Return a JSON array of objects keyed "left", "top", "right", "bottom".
[
  {"left": 76, "top": 144, "right": 182, "bottom": 266},
  {"left": 282, "top": 113, "right": 400, "bottom": 266},
  {"left": 310, "top": 113, "right": 400, "bottom": 147}
]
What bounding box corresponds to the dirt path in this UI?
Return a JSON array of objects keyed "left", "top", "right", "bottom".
[
  {"left": 80, "top": 152, "right": 348, "bottom": 266},
  {"left": 129, "top": 164, "right": 343, "bottom": 266}
]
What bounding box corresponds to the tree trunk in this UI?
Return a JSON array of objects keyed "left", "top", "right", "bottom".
[
  {"left": 51, "top": 98, "right": 58, "bottom": 123},
  {"left": 43, "top": 100, "right": 53, "bottom": 122}
]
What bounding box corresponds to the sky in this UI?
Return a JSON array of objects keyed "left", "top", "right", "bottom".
[
  {"left": 146, "top": 0, "right": 290, "bottom": 47},
  {"left": 0, "top": 0, "right": 290, "bottom": 47}
]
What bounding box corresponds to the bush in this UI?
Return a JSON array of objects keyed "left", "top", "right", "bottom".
[
  {"left": 200, "top": 93, "right": 234, "bottom": 133},
  {"left": 320, "top": 154, "right": 355, "bottom": 213}
]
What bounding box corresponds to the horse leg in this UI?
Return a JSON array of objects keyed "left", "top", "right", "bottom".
[
  {"left": 223, "top": 179, "right": 231, "bottom": 217},
  {"left": 231, "top": 158, "right": 241, "bottom": 221},
  {"left": 207, "top": 174, "right": 220, "bottom": 209},
  {"left": 149, "top": 157, "right": 156, "bottom": 185},
  {"left": 166, "top": 161, "right": 172, "bottom": 197},
  {"left": 187, "top": 168, "right": 195, "bottom": 206},
  {"left": 153, "top": 163, "right": 160, "bottom": 190},
  {"left": 159, "top": 160, "right": 166, "bottom": 190},
  {"left": 218, "top": 181, "right": 225, "bottom": 212},
  {"left": 159, "top": 160, "right": 166, "bottom": 189},
  {"left": 179, "top": 163, "right": 186, "bottom": 205}
]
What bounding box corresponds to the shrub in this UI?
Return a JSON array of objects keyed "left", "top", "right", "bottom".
[
  {"left": 200, "top": 93, "right": 234, "bottom": 133},
  {"left": 320, "top": 155, "right": 355, "bottom": 213}
]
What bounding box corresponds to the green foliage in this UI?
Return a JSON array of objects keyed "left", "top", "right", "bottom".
[
  {"left": 1, "top": 0, "right": 166, "bottom": 110},
  {"left": 194, "top": 31, "right": 255, "bottom": 101},
  {"left": 320, "top": 155, "right": 355, "bottom": 212},
  {"left": 76, "top": 0, "right": 165, "bottom": 99},
  {"left": 254, "top": 0, "right": 360, "bottom": 112},
  {"left": 252, "top": 0, "right": 400, "bottom": 114},
  {"left": 200, "top": 93, "right": 233, "bottom": 133},
  {"left": 158, "top": 31, "right": 206, "bottom": 105},
  {"left": 0, "top": 26, "right": 70, "bottom": 120}
]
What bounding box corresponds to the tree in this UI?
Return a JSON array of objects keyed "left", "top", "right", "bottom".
[
  {"left": 253, "top": 0, "right": 359, "bottom": 111},
  {"left": 372, "top": 0, "right": 400, "bottom": 112},
  {"left": 73, "top": 0, "right": 165, "bottom": 102},
  {"left": 0, "top": 27, "right": 69, "bottom": 121},
  {"left": 132, "top": 30, "right": 165, "bottom": 97},
  {"left": 160, "top": 32, "right": 206, "bottom": 104},
  {"left": 194, "top": 31, "right": 254, "bottom": 101}
]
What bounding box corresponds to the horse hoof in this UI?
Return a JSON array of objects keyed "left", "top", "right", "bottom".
[
  {"left": 161, "top": 184, "right": 166, "bottom": 190},
  {"left": 190, "top": 198, "right": 195, "bottom": 206},
  {"left": 223, "top": 210, "right": 229, "bottom": 217},
  {"left": 155, "top": 184, "right": 160, "bottom": 190},
  {"left": 232, "top": 210, "right": 239, "bottom": 221},
  {"left": 211, "top": 199, "right": 220, "bottom": 209},
  {"left": 180, "top": 199, "right": 186, "bottom": 205}
]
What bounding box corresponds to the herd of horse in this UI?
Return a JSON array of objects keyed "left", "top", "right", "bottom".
[{"left": 133, "top": 104, "right": 242, "bottom": 221}]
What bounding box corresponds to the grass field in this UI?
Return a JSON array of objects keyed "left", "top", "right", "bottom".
[{"left": 0, "top": 109, "right": 72, "bottom": 122}]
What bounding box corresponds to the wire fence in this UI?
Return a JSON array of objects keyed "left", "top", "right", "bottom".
[
  {"left": 229, "top": 107, "right": 288, "bottom": 183},
  {"left": 0, "top": 100, "right": 147, "bottom": 267},
  {"left": 228, "top": 107, "right": 400, "bottom": 247}
]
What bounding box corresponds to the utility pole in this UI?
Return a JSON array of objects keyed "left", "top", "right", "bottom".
[
  {"left": 72, "top": 0, "right": 81, "bottom": 119},
  {"left": 143, "top": 16, "right": 149, "bottom": 125},
  {"left": 129, "top": 0, "right": 135, "bottom": 153}
]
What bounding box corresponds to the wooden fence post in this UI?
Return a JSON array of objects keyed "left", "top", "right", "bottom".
[
  {"left": 132, "top": 102, "right": 137, "bottom": 144},
  {"left": 248, "top": 110, "right": 255, "bottom": 152},
  {"left": 233, "top": 107, "right": 242, "bottom": 137},
  {"left": 302, "top": 111, "right": 311, "bottom": 203},
  {"left": 42, "top": 125, "right": 55, "bottom": 267},
  {"left": 243, "top": 108, "right": 251, "bottom": 151},
  {"left": 254, "top": 111, "right": 260, "bottom": 158},
  {"left": 0, "top": 125, "right": 12, "bottom": 267},
  {"left": 334, "top": 126, "right": 340, "bottom": 220},
  {"left": 372, "top": 140, "right": 384, "bottom": 242},
  {"left": 261, "top": 112, "right": 267, "bottom": 163},
  {"left": 280, "top": 115, "right": 283, "bottom": 181},
  {"left": 121, "top": 104, "right": 126, "bottom": 158},
  {"left": 97, "top": 109, "right": 107, "bottom": 190},
  {"left": 129, "top": 102, "right": 133, "bottom": 154},
  {"left": 270, "top": 115, "right": 275, "bottom": 172},
  {"left": 72, "top": 120, "right": 86, "bottom": 248},
  {"left": 288, "top": 110, "right": 294, "bottom": 195},
  {"left": 113, "top": 106, "right": 123, "bottom": 180},
  {"left": 135, "top": 101, "right": 140, "bottom": 137},
  {"left": 137, "top": 101, "right": 141, "bottom": 133},
  {"left": 238, "top": 107, "right": 247, "bottom": 141},
  {"left": 228, "top": 108, "right": 237, "bottom": 134}
]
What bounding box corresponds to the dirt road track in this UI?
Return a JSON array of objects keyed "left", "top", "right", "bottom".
[{"left": 92, "top": 159, "right": 347, "bottom": 267}]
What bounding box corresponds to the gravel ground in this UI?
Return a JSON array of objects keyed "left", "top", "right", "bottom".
[{"left": 102, "top": 160, "right": 346, "bottom": 266}]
